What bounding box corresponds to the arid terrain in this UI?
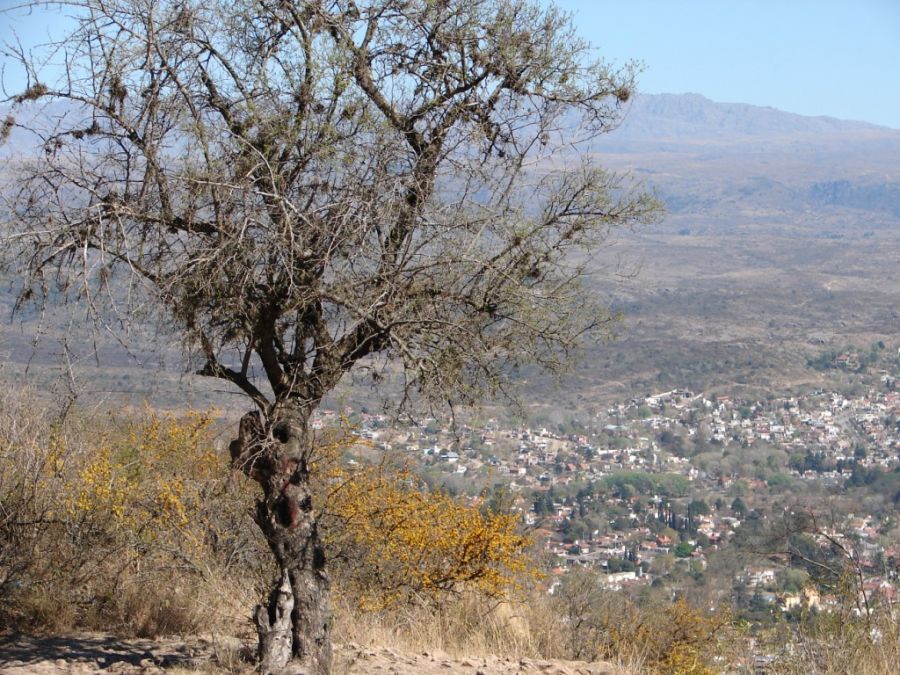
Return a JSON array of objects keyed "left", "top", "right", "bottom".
[{"left": 0, "top": 634, "right": 621, "bottom": 675}]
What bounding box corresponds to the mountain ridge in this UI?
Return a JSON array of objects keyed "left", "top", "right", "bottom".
[{"left": 612, "top": 92, "right": 898, "bottom": 140}]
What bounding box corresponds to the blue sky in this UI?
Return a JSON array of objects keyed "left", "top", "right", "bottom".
[
  {"left": 550, "top": 0, "right": 900, "bottom": 129},
  {"left": 3, "top": 1, "right": 899, "bottom": 128}
]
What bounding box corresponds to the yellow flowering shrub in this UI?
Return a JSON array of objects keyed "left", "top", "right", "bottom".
[
  {"left": 0, "top": 403, "right": 264, "bottom": 634},
  {"left": 605, "top": 598, "right": 731, "bottom": 675},
  {"left": 321, "top": 459, "right": 534, "bottom": 609},
  {"left": 62, "top": 409, "right": 223, "bottom": 544}
]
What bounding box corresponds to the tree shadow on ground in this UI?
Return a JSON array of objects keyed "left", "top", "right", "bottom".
[{"left": 0, "top": 632, "right": 226, "bottom": 670}]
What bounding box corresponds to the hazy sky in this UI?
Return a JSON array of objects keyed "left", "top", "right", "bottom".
[
  {"left": 2, "top": 1, "right": 899, "bottom": 128},
  {"left": 550, "top": 0, "right": 900, "bottom": 129}
]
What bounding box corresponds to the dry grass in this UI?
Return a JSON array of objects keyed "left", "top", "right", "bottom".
[
  {"left": 332, "top": 592, "right": 565, "bottom": 661},
  {"left": 763, "top": 611, "right": 900, "bottom": 675},
  {"left": 0, "top": 391, "right": 262, "bottom": 638}
]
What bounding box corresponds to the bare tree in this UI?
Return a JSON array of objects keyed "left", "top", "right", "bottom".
[{"left": 2, "top": 1, "right": 660, "bottom": 672}]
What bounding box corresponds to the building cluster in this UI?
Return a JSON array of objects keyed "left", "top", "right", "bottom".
[{"left": 311, "top": 367, "right": 899, "bottom": 610}]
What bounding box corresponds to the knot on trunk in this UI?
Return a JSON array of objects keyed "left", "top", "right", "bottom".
[
  {"left": 229, "top": 410, "right": 307, "bottom": 488},
  {"left": 275, "top": 487, "right": 311, "bottom": 530}
]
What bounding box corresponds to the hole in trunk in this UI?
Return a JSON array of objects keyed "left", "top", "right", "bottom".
[
  {"left": 313, "top": 545, "right": 326, "bottom": 571},
  {"left": 272, "top": 423, "right": 290, "bottom": 443},
  {"left": 277, "top": 496, "right": 301, "bottom": 528}
]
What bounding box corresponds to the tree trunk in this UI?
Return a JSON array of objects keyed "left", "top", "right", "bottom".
[{"left": 230, "top": 403, "right": 332, "bottom": 675}]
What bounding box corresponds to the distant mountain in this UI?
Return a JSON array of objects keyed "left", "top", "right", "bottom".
[
  {"left": 536, "top": 92, "right": 900, "bottom": 409},
  {"left": 612, "top": 92, "right": 891, "bottom": 140},
  {"left": 584, "top": 93, "right": 900, "bottom": 221}
]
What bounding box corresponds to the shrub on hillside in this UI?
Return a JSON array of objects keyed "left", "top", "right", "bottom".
[
  {"left": 0, "top": 398, "right": 261, "bottom": 635},
  {"left": 318, "top": 449, "right": 535, "bottom": 608}
]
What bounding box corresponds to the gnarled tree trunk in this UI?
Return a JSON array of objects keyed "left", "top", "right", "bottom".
[{"left": 230, "top": 402, "right": 331, "bottom": 675}]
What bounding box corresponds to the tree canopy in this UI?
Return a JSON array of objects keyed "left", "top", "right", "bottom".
[{"left": 4, "top": 0, "right": 660, "bottom": 417}]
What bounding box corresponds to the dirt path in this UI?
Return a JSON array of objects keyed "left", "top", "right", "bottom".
[
  {"left": 0, "top": 633, "right": 623, "bottom": 674},
  {"left": 336, "top": 644, "right": 622, "bottom": 674},
  {"left": 0, "top": 633, "right": 221, "bottom": 674}
]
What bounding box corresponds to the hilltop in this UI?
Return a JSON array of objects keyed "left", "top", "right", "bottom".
[
  {"left": 0, "top": 634, "right": 623, "bottom": 675},
  {"left": 611, "top": 92, "right": 892, "bottom": 140}
]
